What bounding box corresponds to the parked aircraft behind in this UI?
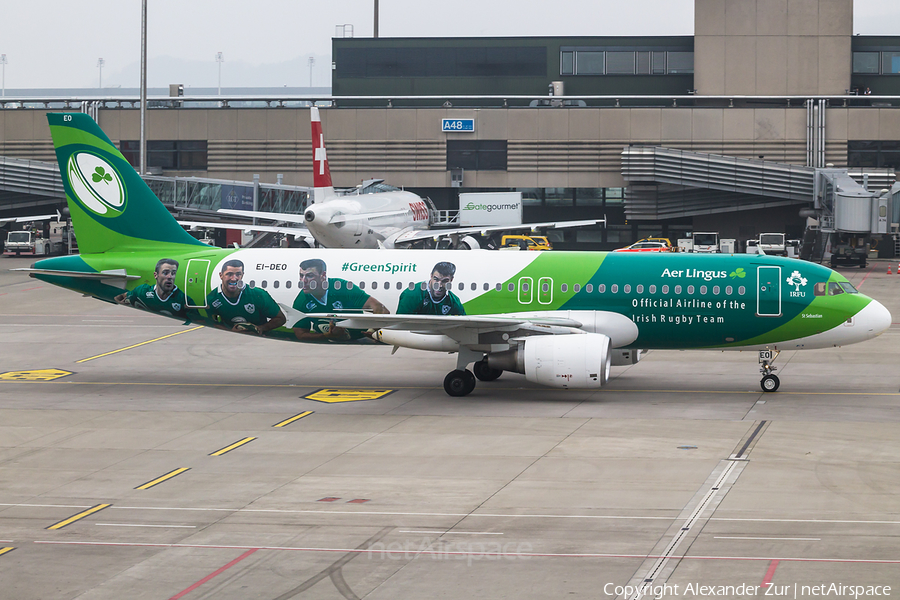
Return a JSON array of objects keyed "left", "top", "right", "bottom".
[
  {"left": 19, "top": 114, "right": 892, "bottom": 396},
  {"left": 217, "top": 107, "right": 604, "bottom": 249}
]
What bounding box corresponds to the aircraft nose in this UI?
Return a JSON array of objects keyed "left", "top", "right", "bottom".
[{"left": 858, "top": 299, "right": 892, "bottom": 338}]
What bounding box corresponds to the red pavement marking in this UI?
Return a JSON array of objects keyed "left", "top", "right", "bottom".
[
  {"left": 761, "top": 559, "right": 780, "bottom": 587},
  {"left": 168, "top": 547, "right": 259, "bottom": 600},
  {"left": 855, "top": 264, "right": 875, "bottom": 289},
  {"left": 347, "top": 499, "right": 370, "bottom": 504},
  {"left": 318, "top": 497, "right": 341, "bottom": 502}
]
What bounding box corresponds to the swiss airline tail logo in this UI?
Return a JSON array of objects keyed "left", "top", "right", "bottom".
[{"left": 310, "top": 107, "right": 335, "bottom": 200}]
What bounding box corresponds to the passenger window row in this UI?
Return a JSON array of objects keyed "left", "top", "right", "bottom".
[{"left": 244, "top": 279, "right": 747, "bottom": 296}]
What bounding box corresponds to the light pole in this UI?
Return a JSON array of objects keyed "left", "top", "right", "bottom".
[
  {"left": 97, "top": 58, "right": 105, "bottom": 88},
  {"left": 1, "top": 54, "right": 7, "bottom": 97},
  {"left": 216, "top": 52, "right": 224, "bottom": 95},
  {"left": 307, "top": 56, "right": 315, "bottom": 88},
  {"left": 140, "top": 0, "right": 147, "bottom": 175}
]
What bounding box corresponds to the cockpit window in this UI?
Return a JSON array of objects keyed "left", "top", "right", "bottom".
[
  {"left": 828, "top": 282, "right": 844, "bottom": 295},
  {"left": 838, "top": 282, "right": 859, "bottom": 294},
  {"left": 814, "top": 282, "right": 827, "bottom": 296}
]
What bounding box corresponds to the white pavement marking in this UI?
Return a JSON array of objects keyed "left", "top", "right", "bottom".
[
  {"left": 398, "top": 530, "right": 503, "bottom": 535},
  {"left": 96, "top": 523, "right": 197, "bottom": 528},
  {"left": 29, "top": 540, "right": 900, "bottom": 564},
  {"left": 713, "top": 535, "right": 822, "bottom": 542},
  {"left": 5, "top": 503, "right": 900, "bottom": 525}
]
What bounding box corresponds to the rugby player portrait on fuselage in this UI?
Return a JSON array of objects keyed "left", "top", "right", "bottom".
[
  {"left": 397, "top": 261, "right": 466, "bottom": 316},
  {"left": 115, "top": 258, "right": 192, "bottom": 320},
  {"left": 206, "top": 259, "right": 286, "bottom": 335},
  {"left": 291, "top": 258, "right": 389, "bottom": 342}
]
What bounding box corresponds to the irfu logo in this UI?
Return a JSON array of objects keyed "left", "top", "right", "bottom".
[{"left": 786, "top": 270, "right": 808, "bottom": 294}]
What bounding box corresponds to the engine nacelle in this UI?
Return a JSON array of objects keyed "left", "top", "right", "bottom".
[
  {"left": 489, "top": 333, "right": 611, "bottom": 389},
  {"left": 610, "top": 349, "right": 642, "bottom": 365},
  {"left": 458, "top": 235, "right": 481, "bottom": 250}
]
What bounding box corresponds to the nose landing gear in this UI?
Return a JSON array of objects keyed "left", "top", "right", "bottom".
[{"left": 759, "top": 348, "right": 780, "bottom": 392}]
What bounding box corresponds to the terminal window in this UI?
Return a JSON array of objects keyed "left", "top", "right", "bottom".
[
  {"left": 884, "top": 51, "right": 900, "bottom": 74},
  {"left": 852, "top": 50, "right": 900, "bottom": 74},
  {"left": 120, "top": 140, "right": 208, "bottom": 170},
  {"left": 559, "top": 48, "right": 692, "bottom": 76},
  {"left": 848, "top": 141, "right": 900, "bottom": 169},
  {"left": 852, "top": 52, "right": 880, "bottom": 74},
  {"left": 447, "top": 140, "right": 507, "bottom": 171},
  {"left": 335, "top": 46, "right": 546, "bottom": 78}
]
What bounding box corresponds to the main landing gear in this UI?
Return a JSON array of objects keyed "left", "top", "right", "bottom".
[
  {"left": 758, "top": 348, "right": 781, "bottom": 392},
  {"left": 442, "top": 351, "right": 503, "bottom": 397}
]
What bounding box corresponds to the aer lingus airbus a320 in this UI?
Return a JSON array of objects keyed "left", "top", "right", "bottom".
[{"left": 17, "top": 113, "right": 892, "bottom": 396}]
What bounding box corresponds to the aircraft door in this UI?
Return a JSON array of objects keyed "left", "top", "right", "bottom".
[
  {"left": 518, "top": 277, "right": 533, "bottom": 305},
  {"left": 185, "top": 259, "right": 210, "bottom": 308},
  {"left": 756, "top": 266, "right": 781, "bottom": 317}
]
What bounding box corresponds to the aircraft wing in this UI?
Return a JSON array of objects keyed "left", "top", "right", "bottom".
[
  {"left": 277, "top": 304, "right": 583, "bottom": 333},
  {"left": 0, "top": 211, "right": 62, "bottom": 225},
  {"left": 393, "top": 218, "right": 606, "bottom": 245},
  {"left": 218, "top": 209, "right": 307, "bottom": 223},
  {"left": 177, "top": 220, "right": 311, "bottom": 238},
  {"left": 219, "top": 207, "right": 411, "bottom": 225}
]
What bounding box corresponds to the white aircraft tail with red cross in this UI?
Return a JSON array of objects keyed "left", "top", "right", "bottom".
[{"left": 310, "top": 107, "right": 336, "bottom": 203}]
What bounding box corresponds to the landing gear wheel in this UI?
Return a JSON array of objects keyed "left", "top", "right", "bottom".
[
  {"left": 473, "top": 360, "right": 502, "bottom": 382},
  {"left": 444, "top": 369, "right": 477, "bottom": 397},
  {"left": 760, "top": 374, "right": 780, "bottom": 392}
]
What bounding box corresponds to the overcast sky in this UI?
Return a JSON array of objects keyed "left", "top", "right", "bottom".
[{"left": 1, "top": 0, "right": 899, "bottom": 90}]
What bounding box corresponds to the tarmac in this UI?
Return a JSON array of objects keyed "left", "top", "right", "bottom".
[{"left": 0, "top": 255, "right": 899, "bottom": 599}]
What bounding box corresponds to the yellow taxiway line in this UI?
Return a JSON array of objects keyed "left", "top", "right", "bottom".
[
  {"left": 273, "top": 411, "right": 314, "bottom": 427},
  {"left": 135, "top": 468, "right": 191, "bottom": 490},
  {"left": 210, "top": 437, "right": 256, "bottom": 456},
  {"left": 47, "top": 503, "right": 111, "bottom": 530},
  {"left": 76, "top": 327, "right": 204, "bottom": 363}
]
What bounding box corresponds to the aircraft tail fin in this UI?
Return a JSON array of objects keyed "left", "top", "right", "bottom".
[
  {"left": 46, "top": 113, "right": 206, "bottom": 255},
  {"left": 310, "top": 107, "right": 336, "bottom": 203}
]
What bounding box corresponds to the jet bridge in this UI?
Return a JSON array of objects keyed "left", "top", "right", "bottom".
[
  {"left": 621, "top": 146, "right": 896, "bottom": 223},
  {"left": 1, "top": 156, "right": 310, "bottom": 220}
]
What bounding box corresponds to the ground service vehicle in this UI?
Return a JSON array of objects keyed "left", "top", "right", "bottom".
[
  {"left": 20, "top": 114, "right": 892, "bottom": 397},
  {"left": 3, "top": 231, "right": 62, "bottom": 256},
  {"left": 830, "top": 234, "right": 869, "bottom": 269},
  {"left": 500, "top": 235, "right": 552, "bottom": 251},
  {"left": 614, "top": 241, "right": 672, "bottom": 253},
  {"left": 758, "top": 233, "right": 787, "bottom": 256},
  {"left": 691, "top": 232, "right": 720, "bottom": 253}
]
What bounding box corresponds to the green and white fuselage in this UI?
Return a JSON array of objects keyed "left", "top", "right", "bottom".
[
  {"left": 23, "top": 113, "right": 892, "bottom": 396},
  {"left": 34, "top": 247, "right": 887, "bottom": 352}
]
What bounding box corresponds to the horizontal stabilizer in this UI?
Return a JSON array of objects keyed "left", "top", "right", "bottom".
[
  {"left": 13, "top": 268, "right": 141, "bottom": 281},
  {"left": 178, "top": 220, "right": 310, "bottom": 238}
]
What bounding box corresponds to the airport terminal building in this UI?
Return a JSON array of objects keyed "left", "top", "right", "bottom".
[{"left": 1, "top": 0, "right": 899, "bottom": 251}]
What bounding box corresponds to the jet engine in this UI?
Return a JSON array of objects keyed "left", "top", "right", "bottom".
[{"left": 487, "top": 333, "right": 611, "bottom": 389}]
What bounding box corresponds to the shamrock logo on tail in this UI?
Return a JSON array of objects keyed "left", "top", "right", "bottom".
[
  {"left": 729, "top": 267, "right": 746, "bottom": 279},
  {"left": 92, "top": 166, "right": 113, "bottom": 185}
]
